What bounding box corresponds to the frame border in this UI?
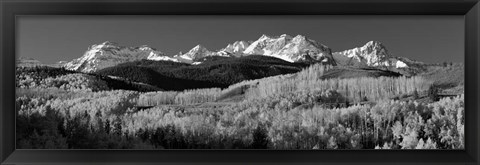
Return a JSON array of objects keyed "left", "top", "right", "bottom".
[{"left": 1, "top": 0, "right": 479, "bottom": 164}]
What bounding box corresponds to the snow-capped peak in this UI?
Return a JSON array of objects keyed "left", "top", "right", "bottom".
[
  {"left": 362, "top": 41, "right": 388, "bottom": 55},
  {"left": 231, "top": 41, "right": 249, "bottom": 47},
  {"left": 334, "top": 41, "right": 388, "bottom": 65},
  {"left": 258, "top": 34, "right": 272, "bottom": 40},
  {"left": 279, "top": 34, "right": 290, "bottom": 38},
  {"left": 101, "top": 41, "right": 117, "bottom": 45},
  {"left": 139, "top": 45, "right": 155, "bottom": 51},
  {"left": 218, "top": 41, "right": 251, "bottom": 57},
  {"left": 89, "top": 41, "right": 119, "bottom": 50},
  {"left": 184, "top": 44, "right": 215, "bottom": 59},
  {"left": 192, "top": 44, "right": 206, "bottom": 51},
  {"left": 243, "top": 34, "right": 292, "bottom": 56},
  {"left": 172, "top": 44, "right": 218, "bottom": 63},
  {"left": 332, "top": 41, "right": 409, "bottom": 68},
  {"left": 64, "top": 42, "right": 176, "bottom": 72},
  {"left": 292, "top": 35, "right": 306, "bottom": 42},
  {"left": 243, "top": 34, "right": 334, "bottom": 64},
  {"left": 364, "top": 40, "right": 383, "bottom": 47}
]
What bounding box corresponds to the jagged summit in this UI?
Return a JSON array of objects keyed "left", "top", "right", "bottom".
[
  {"left": 218, "top": 41, "right": 251, "bottom": 57},
  {"left": 139, "top": 45, "right": 157, "bottom": 51},
  {"left": 191, "top": 44, "right": 209, "bottom": 52},
  {"left": 365, "top": 40, "right": 382, "bottom": 45},
  {"left": 173, "top": 44, "right": 217, "bottom": 61},
  {"left": 332, "top": 41, "right": 408, "bottom": 68},
  {"left": 88, "top": 41, "right": 119, "bottom": 49},
  {"left": 101, "top": 41, "right": 117, "bottom": 45},
  {"left": 186, "top": 44, "right": 212, "bottom": 58},
  {"left": 258, "top": 34, "right": 292, "bottom": 40},
  {"left": 258, "top": 34, "right": 272, "bottom": 40},
  {"left": 292, "top": 34, "right": 306, "bottom": 40},
  {"left": 242, "top": 34, "right": 334, "bottom": 64}
]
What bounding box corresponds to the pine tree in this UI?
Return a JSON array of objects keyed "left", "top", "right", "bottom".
[
  {"left": 251, "top": 125, "right": 269, "bottom": 149},
  {"left": 428, "top": 85, "right": 439, "bottom": 101},
  {"left": 105, "top": 119, "right": 111, "bottom": 134}
]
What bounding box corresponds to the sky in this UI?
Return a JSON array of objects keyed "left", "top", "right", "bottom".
[{"left": 17, "top": 15, "right": 464, "bottom": 64}]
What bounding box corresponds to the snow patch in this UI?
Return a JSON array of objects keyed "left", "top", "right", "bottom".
[{"left": 395, "top": 60, "right": 408, "bottom": 68}]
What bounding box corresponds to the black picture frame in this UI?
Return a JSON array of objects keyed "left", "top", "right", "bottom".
[{"left": 1, "top": 0, "right": 479, "bottom": 164}]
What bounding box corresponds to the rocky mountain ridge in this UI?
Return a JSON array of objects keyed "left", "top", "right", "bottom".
[{"left": 33, "top": 34, "right": 418, "bottom": 72}]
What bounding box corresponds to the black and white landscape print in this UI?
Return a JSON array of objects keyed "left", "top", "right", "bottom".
[{"left": 16, "top": 16, "right": 464, "bottom": 149}]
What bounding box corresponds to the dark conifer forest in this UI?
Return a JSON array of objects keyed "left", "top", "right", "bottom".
[{"left": 94, "top": 56, "right": 309, "bottom": 90}]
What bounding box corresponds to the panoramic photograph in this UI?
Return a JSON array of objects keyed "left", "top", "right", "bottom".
[{"left": 15, "top": 16, "right": 464, "bottom": 149}]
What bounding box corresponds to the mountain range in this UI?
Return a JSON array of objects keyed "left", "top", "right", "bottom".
[{"left": 20, "top": 34, "right": 418, "bottom": 73}]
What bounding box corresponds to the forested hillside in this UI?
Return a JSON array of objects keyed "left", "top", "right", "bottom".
[
  {"left": 94, "top": 55, "right": 309, "bottom": 90},
  {"left": 15, "top": 62, "right": 464, "bottom": 149},
  {"left": 17, "top": 66, "right": 162, "bottom": 92},
  {"left": 419, "top": 63, "right": 464, "bottom": 90}
]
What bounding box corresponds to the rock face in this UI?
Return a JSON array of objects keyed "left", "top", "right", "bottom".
[
  {"left": 64, "top": 41, "right": 175, "bottom": 72},
  {"left": 218, "top": 41, "right": 251, "bottom": 57},
  {"left": 332, "top": 41, "right": 409, "bottom": 68}
]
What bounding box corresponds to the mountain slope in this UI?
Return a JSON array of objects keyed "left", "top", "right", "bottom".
[
  {"left": 419, "top": 63, "right": 464, "bottom": 89},
  {"left": 94, "top": 55, "right": 309, "bottom": 91}
]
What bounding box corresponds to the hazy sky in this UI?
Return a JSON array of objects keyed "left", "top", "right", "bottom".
[{"left": 17, "top": 15, "right": 464, "bottom": 64}]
